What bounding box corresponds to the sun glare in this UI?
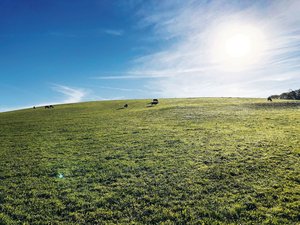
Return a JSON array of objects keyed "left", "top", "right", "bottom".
[
  {"left": 210, "top": 23, "right": 266, "bottom": 70},
  {"left": 225, "top": 33, "right": 251, "bottom": 58}
]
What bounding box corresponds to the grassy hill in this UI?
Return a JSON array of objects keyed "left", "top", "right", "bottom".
[{"left": 0, "top": 98, "right": 299, "bottom": 224}]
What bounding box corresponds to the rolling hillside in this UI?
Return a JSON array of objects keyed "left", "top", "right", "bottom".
[{"left": 0, "top": 98, "right": 299, "bottom": 224}]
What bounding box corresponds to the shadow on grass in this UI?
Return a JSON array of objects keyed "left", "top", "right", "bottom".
[{"left": 248, "top": 101, "right": 300, "bottom": 109}]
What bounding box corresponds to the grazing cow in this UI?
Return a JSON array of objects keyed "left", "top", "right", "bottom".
[
  {"left": 124, "top": 104, "right": 128, "bottom": 108},
  {"left": 45, "top": 105, "right": 54, "bottom": 109},
  {"left": 151, "top": 99, "right": 159, "bottom": 105},
  {"left": 267, "top": 97, "right": 272, "bottom": 102}
]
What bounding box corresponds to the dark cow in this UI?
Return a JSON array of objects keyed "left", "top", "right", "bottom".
[
  {"left": 151, "top": 99, "right": 159, "bottom": 105},
  {"left": 124, "top": 104, "right": 128, "bottom": 108},
  {"left": 45, "top": 105, "right": 54, "bottom": 109},
  {"left": 267, "top": 97, "right": 272, "bottom": 102},
  {"left": 33, "top": 106, "right": 36, "bottom": 109}
]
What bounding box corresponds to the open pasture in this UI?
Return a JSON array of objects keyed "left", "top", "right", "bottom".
[{"left": 0, "top": 98, "right": 299, "bottom": 224}]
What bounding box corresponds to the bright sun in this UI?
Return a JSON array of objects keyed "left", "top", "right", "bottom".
[
  {"left": 211, "top": 23, "right": 266, "bottom": 70},
  {"left": 225, "top": 33, "right": 251, "bottom": 58}
]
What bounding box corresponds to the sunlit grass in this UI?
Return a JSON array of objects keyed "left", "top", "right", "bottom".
[{"left": 0, "top": 98, "right": 299, "bottom": 224}]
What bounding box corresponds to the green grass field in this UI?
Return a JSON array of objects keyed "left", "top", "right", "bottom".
[{"left": 0, "top": 98, "right": 299, "bottom": 224}]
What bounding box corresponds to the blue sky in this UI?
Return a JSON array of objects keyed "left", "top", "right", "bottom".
[{"left": 1, "top": 0, "right": 300, "bottom": 111}]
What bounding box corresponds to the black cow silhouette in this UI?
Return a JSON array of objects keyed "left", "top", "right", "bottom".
[
  {"left": 267, "top": 97, "right": 272, "bottom": 102},
  {"left": 151, "top": 99, "right": 159, "bottom": 105},
  {"left": 148, "top": 99, "right": 159, "bottom": 106}
]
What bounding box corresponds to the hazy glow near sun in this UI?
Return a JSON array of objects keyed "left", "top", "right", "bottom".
[{"left": 211, "top": 23, "right": 266, "bottom": 70}]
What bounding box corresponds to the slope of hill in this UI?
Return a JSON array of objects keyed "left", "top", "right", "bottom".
[{"left": 0, "top": 98, "right": 299, "bottom": 224}]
